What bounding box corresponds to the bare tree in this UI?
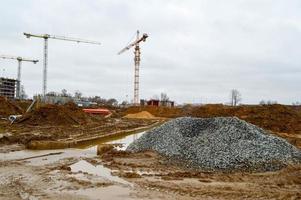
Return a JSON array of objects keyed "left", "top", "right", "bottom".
[
  {"left": 74, "top": 90, "right": 82, "bottom": 100},
  {"left": 107, "top": 98, "right": 118, "bottom": 106},
  {"left": 160, "top": 93, "right": 170, "bottom": 101},
  {"left": 230, "top": 89, "right": 242, "bottom": 106},
  {"left": 61, "top": 89, "right": 70, "bottom": 97},
  {"left": 259, "top": 100, "right": 278, "bottom": 105},
  {"left": 266, "top": 100, "right": 277, "bottom": 105}
]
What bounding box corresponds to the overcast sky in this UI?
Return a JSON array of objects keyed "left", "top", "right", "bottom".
[{"left": 0, "top": 0, "right": 300, "bottom": 104}]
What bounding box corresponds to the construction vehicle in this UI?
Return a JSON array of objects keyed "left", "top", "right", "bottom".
[
  {"left": 118, "top": 30, "right": 148, "bottom": 105},
  {"left": 23, "top": 32, "right": 101, "bottom": 97},
  {"left": 0, "top": 55, "right": 38, "bottom": 99}
]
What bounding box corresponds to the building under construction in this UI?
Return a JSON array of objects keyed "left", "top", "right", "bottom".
[{"left": 0, "top": 77, "right": 17, "bottom": 99}]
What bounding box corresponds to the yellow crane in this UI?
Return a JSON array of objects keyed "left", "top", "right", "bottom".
[
  {"left": 23, "top": 32, "right": 101, "bottom": 96},
  {"left": 0, "top": 55, "right": 38, "bottom": 99},
  {"left": 118, "top": 30, "right": 148, "bottom": 105}
]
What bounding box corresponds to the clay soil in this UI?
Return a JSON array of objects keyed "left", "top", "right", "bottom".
[
  {"left": 0, "top": 96, "right": 23, "bottom": 117},
  {"left": 102, "top": 149, "right": 301, "bottom": 199},
  {"left": 0, "top": 102, "right": 159, "bottom": 146},
  {"left": 1, "top": 146, "right": 300, "bottom": 200}
]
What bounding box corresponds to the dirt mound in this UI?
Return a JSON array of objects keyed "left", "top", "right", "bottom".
[
  {"left": 124, "top": 111, "right": 156, "bottom": 119},
  {"left": 125, "top": 105, "right": 301, "bottom": 135},
  {"left": 14, "top": 100, "right": 33, "bottom": 111},
  {"left": 190, "top": 104, "right": 301, "bottom": 135},
  {"left": 126, "top": 106, "right": 182, "bottom": 118},
  {"left": 0, "top": 96, "right": 23, "bottom": 117},
  {"left": 18, "top": 102, "right": 93, "bottom": 126}
]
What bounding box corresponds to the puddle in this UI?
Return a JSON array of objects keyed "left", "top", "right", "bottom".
[
  {"left": 0, "top": 130, "right": 146, "bottom": 164},
  {"left": 0, "top": 130, "right": 151, "bottom": 200},
  {"left": 70, "top": 160, "right": 132, "bottom": 186},
  {"left": 105, "top": 131, "right": 145, "bottom": 150},
  {"left": 75, "top": 131, "right": 146, "bottom": 150},
  {"left": 0, "top": 148, "right": 96, "bottom": 166}
]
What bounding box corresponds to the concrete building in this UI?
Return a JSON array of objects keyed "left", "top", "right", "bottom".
[
  {"left": 140, "top": 99, "right": 175, "bottom": 107},
  {"left": 0, "top": 77, "right": 17, "bottom": 99}
]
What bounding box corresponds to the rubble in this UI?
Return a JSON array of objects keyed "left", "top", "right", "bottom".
[{"left": 127, "top": 117, "right": 301, "bottom": 171}]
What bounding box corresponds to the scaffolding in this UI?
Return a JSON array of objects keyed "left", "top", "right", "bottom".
[{"left": 0, "top": 77, "right": 17, "bottom": 99}]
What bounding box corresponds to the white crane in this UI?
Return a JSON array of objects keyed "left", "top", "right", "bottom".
[
  {"left": 0, "top": 55, "right": 38, "bottom": 99},
  {"left": 118, "top": 30, "right": 148, "bottom": 105},
  {"left": 23, "top": 32, "right": 101, "bottom": 96}
]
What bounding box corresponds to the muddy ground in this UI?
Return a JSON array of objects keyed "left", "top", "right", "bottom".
[
  {"left": 0, "top": 118, "right": 158, "bottom": 147},
  {"left": 0, "top": 144, "right": 300, "bottom": 200},
  {"left": 0, "top": 100, "right": 160, "bottom": 147},
  {"left": 0, "top": 100, "right": 301, "bottom": 199},
  {"left": 100, "top": 149, "right": 301, "bottom": 200}
]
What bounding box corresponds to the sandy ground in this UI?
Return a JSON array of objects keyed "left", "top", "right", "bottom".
[{"left": 0, "top": 144, "right": 300, "bottom": 200}]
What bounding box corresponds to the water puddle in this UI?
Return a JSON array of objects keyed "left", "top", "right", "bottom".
[
  {"left": 75, "top": 131, "right": 146, "bottom": 150},
  {"left": 0, "top": 147, "right": 96, "bottom": 166},
  {"left": 105, "top": 131, "right": 145, "bottom": 150},
  {"left": 0, "top": 129, "right": 146, "bottom": 197},
  {"left": 0, "top": 130, "right": 146, "bottom": 164},
  {"left": 70, "top": 160, "right": 132, "bottom": 186}
]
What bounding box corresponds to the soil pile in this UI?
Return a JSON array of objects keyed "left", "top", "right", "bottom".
[
  {"left": 128, "top": 117, "right": 301, "bottom": 172},
  {"left": 0, "top": 96, "right": 23, "bottom": 117},
  {"left": 124, "top": 111, "right": 156, "bottom": 119},
  {"left": 190, "top": 104, "right": 301, "bottom": 135},
  {"left": 18, "top": 103, "right": 93, "bottom": 126},
  {"left": 126, "top": 105, "right": 301, "bottom": 135},
  {"left": 126, "top": 106, "right": 182, "bottom": 118}
]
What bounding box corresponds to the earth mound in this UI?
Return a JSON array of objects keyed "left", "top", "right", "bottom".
[
  {"left": 18, "top": 103, "right": 93, "bottom": 126},
  {"left": 125, "top": 104, "right": 301, "bottom": 135},
  {"left": 124, "top": 111, "right": 156, "bottom": 119},
  {"left": 0, "top": 96, "right": 23, "bottom": 117},
  {"left": 127, "top": 117, "right": 301, "bottom": 172}
]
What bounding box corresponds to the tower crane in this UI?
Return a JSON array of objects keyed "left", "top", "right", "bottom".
[
  {"left": 23, "top": 32, "right": 101, "bottom": 96},
  {"left": 0, "top": 55, "right": 38, "bottom": 99},
  {"left": 118, "top": 30, "right": 148, "bottom": 105}
]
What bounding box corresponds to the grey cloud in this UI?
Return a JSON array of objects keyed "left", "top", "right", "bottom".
[{"left": 0, "top": 0, "right": 300, "bottom": 104}]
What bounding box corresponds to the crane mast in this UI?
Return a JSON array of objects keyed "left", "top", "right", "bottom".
[
  {"left": 0, "top": 55, "right": 38, "bottom": 99},
  {"left": 118, "top": 30, "right": 148, "bottom": 105},
  {"left": 23, "top": 32, "right": 101, "bottom": 97}
]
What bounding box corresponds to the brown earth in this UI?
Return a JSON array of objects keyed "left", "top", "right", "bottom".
[
  {"left": 0, "top": 96, "right": 23, "bottom": 117},
  {"left": 101, "top": 149, "right": 301, "bottom": 200},
  {"left": 14, "top": 99, "right": 33, "bottom": 111},
  {"left": 124, "top": 111, "right": 157, "bottom": 119},
  {"left": 17, "top": 102, "right": 94, "bottom": 126},
  {"left": 126, "top": 104, "right": 301, "bottom": 135},
  {"left": 0, "top": 102, "right": 159, "bottom": 146},
  {"left": 1, "top": 97, "right": 301, "bottom": 149},
  {"left": 0, "top": 118, "right": 157, "bottom": 146}
]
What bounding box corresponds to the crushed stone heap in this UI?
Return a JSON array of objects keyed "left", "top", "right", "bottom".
[{"left": 127, "top": 117, "right": 301, "bottom": 171}]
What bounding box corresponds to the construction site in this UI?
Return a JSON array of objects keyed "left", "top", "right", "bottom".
[{"left": 1, "top": 1, "right": 301, "bottom": 200}]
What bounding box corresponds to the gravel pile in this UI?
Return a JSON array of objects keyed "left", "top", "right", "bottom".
[{"left": 127, "top": 117, "right": 301, "bottom": 171}]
